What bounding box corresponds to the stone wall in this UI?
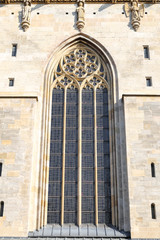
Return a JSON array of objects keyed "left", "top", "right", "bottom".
[
  {"left": 0, "top": 98, "right": 37, "bottom": 236},
  {"left": 124, "top": 96, "right": 160, "bottom": 238}
]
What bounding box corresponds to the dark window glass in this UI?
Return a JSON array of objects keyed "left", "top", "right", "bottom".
[
  {"left": 12, "top": 44, "right": 17, "bottom": 57},
  {"left": 97, "top": 88, "right": 111, "bottom": 224},
  {"left": 144, "top": 46, "right": 149, "bottom": 59},
  {"left": 82, "top": 88, "right": 95, "bottom": 224},
  {"left": 48, "top": 88, "right": 78, "bottom": 224},
  {"left": 0, "top": 163, "right": 2, "bottom": 177},
  {"left": 47, "top": 88, "right": 64, "bottom": 224},
  {"left": 151, "top": 163, "right": 155, "bottom": 177},
  {"left": 9, "top": 79, "right": 14, "bottom": 87},
  {"left": 0, "top": 202, "right": 4, "bottom": 217},
  {"left": 151, "top": 203, "right": 156, "bottom": 219},
  {"left": 48, "top": 81, "right": 111, "bottom": 225},
  {"left": 64, "top": 89, "right": 78, "bottom": 224},
  {"left": 146, "top": 78, "right": 152, "bottom": 87}
]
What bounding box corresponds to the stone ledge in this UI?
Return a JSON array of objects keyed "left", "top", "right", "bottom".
[
  {"left": 0, "top": 0, "right": 158, "bottom": 3},
  {"left": 28, "top": 225, "right": 130, "bottom": 238}
]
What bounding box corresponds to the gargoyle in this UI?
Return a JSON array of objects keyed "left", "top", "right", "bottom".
[{"left": 124, "top": 0, "right": 144, "bottom": 31}]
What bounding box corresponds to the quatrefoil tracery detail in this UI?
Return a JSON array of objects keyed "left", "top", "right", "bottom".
[{"left": 53, "top": 46, "right": 108, "bottom": 90}]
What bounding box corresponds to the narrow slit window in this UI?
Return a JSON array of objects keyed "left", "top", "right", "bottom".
[
  {"left": 0, "top": 163, "right": 2, "bottom": 177},
  {"left": 143, "top": 46, "right": 149, "bottom": 59},
  {"left": 146, "top": 77, "right": 152, "bottom": 87},
  {"left": 12, "top": 44, "right": 17, "bottom": 57},
  {"left": 151, "top": 203, "right": 156, "bottom": 219},
  {"left": 9, "top": 78, "right": 14, "bottom": 87},
  {"left": 0, "top": 202, "right": 4, "bottom": 217},
  {"left": 151, "top": 163, "right": 155, "bottom": 177}
]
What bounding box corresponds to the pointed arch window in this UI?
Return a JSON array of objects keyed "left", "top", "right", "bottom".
[{"left": 47, "top": 46, "right": 111, "bottom": 226}]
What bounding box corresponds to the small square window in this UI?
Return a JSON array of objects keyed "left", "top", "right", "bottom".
[
  {"left": 146, "top": 77, "right": 152, "bottom": 87},
  {"left": 12, "top": 44, "right": 17, "bottom": 57},
  {"left": 9, "top": 78, "right": 14, "bottom": 87},
  {"left": 143, "top": 46, "right": 150, "bottom": 59}
]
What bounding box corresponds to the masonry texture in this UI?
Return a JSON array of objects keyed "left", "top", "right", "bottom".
[
  {"left": 0, "top": 2, "right": 160, "bottom": 239},
  {"left": 124, "top": 96, "right": 160, "bottom": 238}
]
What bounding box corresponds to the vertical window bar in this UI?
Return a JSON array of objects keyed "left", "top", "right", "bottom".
[
  {"left": 61, "top": 87, "right": 67, "bottom": 225},
  {"left": 94, "top": 87, "right": 98, "bottom": 225},
  {"left": 143, "top": 46, "right": 149, "bottom": 59},
  {"left": 12, "top": 44, "right": 17, "bottom": 57},
  {"left": 151, "top": 203, "right": 156, "bottom": 219},
  {"left": 0, "top": 202, "right": 4, "bottom": 217},
  {"left": 0, "top": 163, "right": 2, "bottom": 177},
  {"left": 151, "top": 163, "right": 155, "bottom": 177},
  {"left": 78, "top": 88, "right": 82, "bottom": 226}
]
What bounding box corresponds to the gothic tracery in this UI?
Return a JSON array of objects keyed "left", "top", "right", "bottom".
[
  {"left": 48, "top": 46, "right": 111, "bottom": 226},
  {"left": 53, "top": 47, "right": 108, "bottom": 90}
]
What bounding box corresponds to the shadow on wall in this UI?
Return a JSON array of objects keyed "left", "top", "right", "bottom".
[{"left": 98, "top": 4, "right": 112, "bottom": 12}]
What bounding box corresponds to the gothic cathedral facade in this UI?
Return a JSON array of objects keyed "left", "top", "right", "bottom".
[{"left": 0, "top": 0, "right": 160, "bottom": 238}]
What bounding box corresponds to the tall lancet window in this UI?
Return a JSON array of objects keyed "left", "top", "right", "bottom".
[{"left": 47, "top": 46, "right": 111, "bottom": 226}]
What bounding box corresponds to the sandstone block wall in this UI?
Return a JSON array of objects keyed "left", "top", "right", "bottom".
[
  {"left": 0, "top": 98, "right": 37, "bottom": 236},
  {"left": 124, "top": 96, "right": 160, "bottom": 238}
]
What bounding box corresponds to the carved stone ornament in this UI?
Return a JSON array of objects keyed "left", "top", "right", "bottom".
[
  {"left": 21, "top": 0, "right": 31, "bottom": 32},
  {"left": 124, "top": 0, "right": 144, "bottom": 31},
  {"left": 1, "top": 0, "right": 159, "bottom": 4},
  {"left": 76, "top": 0, "right": 85, "bottom": 32},
  {"left": 4, "top": 0, "right": 10, "bottom": 4}
]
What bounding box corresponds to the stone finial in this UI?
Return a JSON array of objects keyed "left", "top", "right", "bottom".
[
  {"left": 124, "top": 0, "right": 144, "bottom": 31},
  {"left": 76, "top": 0, "right": 85, "bottom": 32},
  {"left": 21, "top": 0, "right": 31, "bottom": 32}
]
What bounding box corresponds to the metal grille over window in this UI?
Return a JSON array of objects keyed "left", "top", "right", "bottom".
[
  {"left": 82, "top": 88, "right": 95, "bottom": 224},
  {"left": 48, "top": 89, "right": 64, "bottom": 224},
  {"left": 47, "top": 45, "right": 111, "bottom": 226},
  {"left": 97, "top": 88, "right": 111, "bottom": 224},
  {"left": 64, "top": 89, "right": 78, "bottom": 224}
]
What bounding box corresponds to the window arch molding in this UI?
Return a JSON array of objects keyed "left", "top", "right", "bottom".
[{"left": 37, "top": 34, "right": 120, "bottom": 231}]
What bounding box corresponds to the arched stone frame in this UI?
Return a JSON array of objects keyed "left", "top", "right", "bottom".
[{"left": 37, "top": 33, "right": 123, "bottom": 231}]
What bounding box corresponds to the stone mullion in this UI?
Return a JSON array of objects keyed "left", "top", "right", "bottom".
[
  {"left": 78, "top": 88, "right": 82, "bottom": 226},
  {"left": 61, "top": 87, "right": 67, "bottom": 225},
  {"left": 94, "top": 87, "right": 98, "bottom": 226}
]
